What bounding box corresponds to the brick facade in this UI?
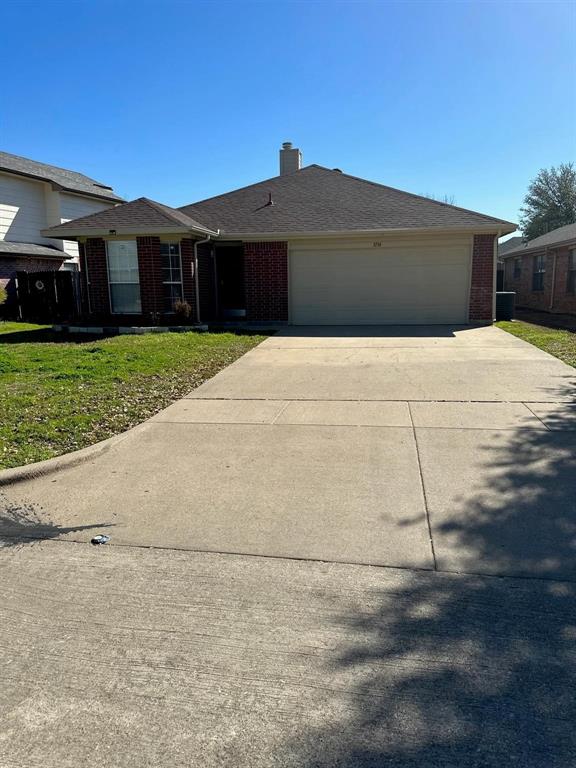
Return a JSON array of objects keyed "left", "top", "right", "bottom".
[
  {"left": 80, "top": 233, "right": 503, "bottom": 326},
  {"left": 83, "top": 238, "right": 110, "bottom": 315},
  {"left": 136, "top": 236, "right": 162, "bottom": 317},
  {"left": 181, "top": 239, "right": 216, "bottom": 323},
  {"left": 504, "top": 246, "right": 576, "bottom": 316},
  {"left": 180, "top": 238, "right": 197, "bottom": 322},
  {"left": 198, "top": 242, "right": 217, "bottom": 321},
  {"left": 81, "top": 236, "right": 216, "bottom": 325},
  {"left": 469, "top": 234, "right": 496, "bottom": 323},
  {"left": 243, "top": 241, "right": 288, "bottom": 322}
]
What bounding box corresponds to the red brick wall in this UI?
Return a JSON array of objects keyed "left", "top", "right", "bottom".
[
  {"left": 83, "top": 238, "right": 109, "bottom": 315},
  {"left": 243, "top": 241, "right": 288, "bottom": 322},
  {"left": 504, "top": 246, "right": 576, "bottom": 315},
  {"left": 552, "top": 247, "right": 576, "bottom": 314},
  {"left": 165, "top": 238, "right": 214, "bottom": 323},
  {"left": 198, "top": 242, "right": 217, "bottom": 321},
  {"left": 180, "top": 238, "right": 197, "bottom": 321},
  {"left": 469, "top": 234, "right": 496, "bottom": 323},
  {"left": 136, "top": 236, "right": 162, "bottom": 317}
]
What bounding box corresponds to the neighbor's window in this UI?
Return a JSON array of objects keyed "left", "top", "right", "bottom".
[
  {"left": 567, "top": 249, "right": 576, "bottom": 294},
  {"left": 513, "top": 258, "right": 522, "bottom": 280},
  {"left": 161, "top": 242, "right": 183, "bottom": 311},
  {"left": 532, "top": 253, "right": 545, "bottom": 291},
  {"left": 107, "top": 240, "right": 141, "bottom": 313}
]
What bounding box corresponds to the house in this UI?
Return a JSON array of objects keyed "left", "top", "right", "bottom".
[
  {"left": 42, "top": 143, "right": 516, "bottom": 326},
  {"left": 501, "top": 223, "right": 576, "bottom": 316},
  {"left": 497, "top": 236, "right": 523, "bottom": 290},
  {"left": 0, "top": 151, "right": 122, "bottom": 302}
]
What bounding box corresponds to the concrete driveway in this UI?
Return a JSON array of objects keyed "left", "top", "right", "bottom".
[
  {"left": 2, "top": 324, "right": 576, "bottom": 767},
  {"left": 2, "top": 324, "right": 574, "bottom": 578}
]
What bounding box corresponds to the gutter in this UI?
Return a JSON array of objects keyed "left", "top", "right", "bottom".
[
  {"left": 193, "top": 231, "right": 219, "bottom": 323},
  {"left": 217, "top": 224, "right": 518, "bottom": 241}
]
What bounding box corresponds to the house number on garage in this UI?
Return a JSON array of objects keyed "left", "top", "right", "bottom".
[{"left": 372, "top": 242, "right": 382, "bottom": 247}]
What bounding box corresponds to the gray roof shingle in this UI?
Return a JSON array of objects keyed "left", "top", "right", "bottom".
[
  {"left": 180, "top": 165, "right": 516, "bottom": 235},
  {"left": 0, "top": 241, "right": 69, "bottom": 259},
  {"left": 501, "top": 223, "right": 576, "bottom": 258},
  {"left": 43, "top": 197, "right": 216, "bottom": 237},
  {"left": 497, "top": 236, "right": 523, "bottom": 257},
  {"left": 0, "top": 151, "right": 123, "bottom": 202}
]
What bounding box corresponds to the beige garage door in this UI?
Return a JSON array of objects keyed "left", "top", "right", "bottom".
[{"left": 290, "top": 242, "right": 471, "bottom": 325}]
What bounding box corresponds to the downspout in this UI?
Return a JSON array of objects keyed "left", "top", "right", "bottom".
[
  {"left": 548, "top": 247, "right": 556, "bottom": 311},
  {"left": 193, "top": 231, "right": 219, "bottom": 324}
]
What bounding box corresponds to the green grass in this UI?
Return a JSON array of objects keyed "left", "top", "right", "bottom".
[
  {"left": 0, "top": 322, "right": 266, "bottom": 469},
  {"left": 496, "top": 320, "right": 576, "bottom": 368}
]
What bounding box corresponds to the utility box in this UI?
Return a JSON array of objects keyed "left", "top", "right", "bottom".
[{"left": 496, "top": 292, "right": 515, "bottom": 321}]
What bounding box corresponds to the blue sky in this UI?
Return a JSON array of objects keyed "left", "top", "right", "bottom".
[{"left": 1, "top": 0, "right": 575, "bottom": 233}]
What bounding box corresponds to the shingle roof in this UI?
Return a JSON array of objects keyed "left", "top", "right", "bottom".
[
  {"left": 502, "top": 223, "right": 576, "bottom": 258},
  {"left": 0, "top": 151, "right": 123, "bottom": 202},
  {"left": 498, "top": 236, "right": 523, "bottom": 257},
  {"left": 180, "top": 165, "right": 516, "bottom": 235},
  {"left": 42, "top": 197, "right": 216, "bottom": 237},
  {"left": 0, "top": 241, "right": 69, "bottom": 259}
]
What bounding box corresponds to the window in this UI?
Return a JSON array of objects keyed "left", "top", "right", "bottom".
[
  {"left": 107, "top": 241, "right": 141, "bottom": 313},
  {"left": 567, "top": 249, "right": 576, "bottom": 294},
  {"left": 513, "top": 258, "right": 522, "bottom": 280},
  {"left": 161, "top": 242, "right": 183, "bottom": 311},
  {"left": 532, "top": 253, "right": 545, "bottom": 291}
]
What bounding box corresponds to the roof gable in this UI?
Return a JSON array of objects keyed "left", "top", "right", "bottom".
[
  {"left": 180, "top": 165, "right": 516, "bottom": 235},
  {"left": 0, "top": 150, "right": 123, "bottom": 202},
  {"left": 42, "top": 197, "right": 215, "bottom": 237}
]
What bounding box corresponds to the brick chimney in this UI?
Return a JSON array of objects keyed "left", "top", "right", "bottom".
[{"left": 279, "top": 141, "right": 302, "bottom": 175}]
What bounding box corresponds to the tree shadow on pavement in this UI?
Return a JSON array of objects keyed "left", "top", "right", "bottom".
[
  {"left": 0, "top": 492, "right": 111, "bottom": 547},
  {"left": 284, "top": 386, "right": 576, "bottom": 767}
]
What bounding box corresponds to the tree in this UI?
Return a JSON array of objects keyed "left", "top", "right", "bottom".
[
  {"left": 422, "top": 192, "right": 456, "bottom": 205},
  {"left": 520, "top": 163, "right": 576, "bottom": 241}
]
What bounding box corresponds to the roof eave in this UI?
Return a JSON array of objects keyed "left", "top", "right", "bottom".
[
  {"left": 501, "top": 235, "right": 576, "bottom": 259},
  {"left": 0, "top": 250, "right": 70, "bottom": 260},
  {"left": 0, "top": 166, "right": 123, "bottom": 203},
  {"left": 217, "top": 223, "right": 517, "bottom": 240},
  {"left": 41, "top": 224, "right": 218, "bottom": 239},
  {"left": 57, "top": 186, "right": 125, "bottom": 203}
]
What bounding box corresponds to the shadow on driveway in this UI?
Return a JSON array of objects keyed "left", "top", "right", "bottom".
[
  {"left": 283, "top": 385, "right": 576, "bottom": 767},
  {"left": 0, "top": 492, "right": 111, "bottom": 547}
]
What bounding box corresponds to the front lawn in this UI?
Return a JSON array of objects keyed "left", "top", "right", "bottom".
[
  {"left": 496, "top": 320, "right": 576, "bottom": 368},
  {"left": 0, "top": 323, "right": 266, "bottom": 469}
]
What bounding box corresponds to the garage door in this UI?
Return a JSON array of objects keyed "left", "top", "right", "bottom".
[{"left": 290, "top": 242, "right": 471, "bottom": 325}]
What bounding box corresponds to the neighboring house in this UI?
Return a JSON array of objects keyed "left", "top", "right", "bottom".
[
  {"left": 497, "top": 236, "right": 523, "bottom": 290},
  {"left": 42, "top": 143, "right": 516, "bottom": 326},
  {"left": 0, "top": 151, "right": 123, "bottom": 301},
  {"left": 501, "top": 223, "right": 576, "bottom": 316}
]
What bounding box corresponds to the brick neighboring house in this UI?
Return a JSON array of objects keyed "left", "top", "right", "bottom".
[
  {"left": 501, "top": 223, "right": 576, "bottom": 316},
  {"left": 0, "top": 151, "right": 122, "bottom": 306},
  {"left": 42, "top": 143, "right": 516, "bottom": 326},
  {"left": 497, "top": 236, "right": 522, "bottom": 290}
]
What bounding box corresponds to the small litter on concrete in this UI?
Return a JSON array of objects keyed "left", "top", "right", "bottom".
[{"left": 91, "top": 535, "right": 110, "bottom": 545}]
